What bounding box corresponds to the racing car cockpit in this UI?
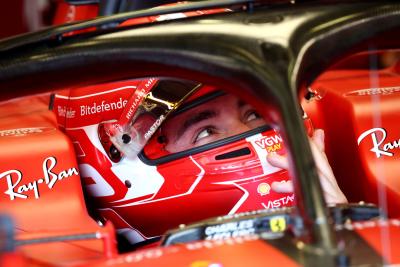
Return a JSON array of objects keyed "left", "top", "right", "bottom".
[
  {"left": 1, "top": 1, "right": 400, "bottom": 266},
  {"left": 51, "top": 76, "right": 347, "bottom": 249}
]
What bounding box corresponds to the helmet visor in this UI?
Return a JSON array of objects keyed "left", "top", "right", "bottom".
[{"left": 141, "top": 90, "right": 272, "bottom": 163}]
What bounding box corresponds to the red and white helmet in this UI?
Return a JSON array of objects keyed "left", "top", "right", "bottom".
[{"left": 53, "top": 78, "right": 295, "bottom": 246}]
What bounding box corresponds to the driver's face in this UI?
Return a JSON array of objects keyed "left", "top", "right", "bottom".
[{"left": 162, "top": 94, "right": 266, "bottom": 153}]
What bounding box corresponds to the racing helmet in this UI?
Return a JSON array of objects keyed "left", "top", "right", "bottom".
[{"left": 53, "top": 78, "right": 297, "bottom": 246}]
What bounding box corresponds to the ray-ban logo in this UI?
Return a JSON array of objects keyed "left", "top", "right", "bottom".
[
  {"left": 0, "top": 157, "right": 79, "bottom": 200},
  {"left": 358, "top": 128, "right": 399, "bottom": 158}
]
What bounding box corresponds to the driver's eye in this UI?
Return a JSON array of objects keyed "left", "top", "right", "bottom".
[
  {"left": 194, "top": 127, "right": 215, "bottom": 143},
  {"left": 245, "top": 111, "right": 261, "bottom": 122}
]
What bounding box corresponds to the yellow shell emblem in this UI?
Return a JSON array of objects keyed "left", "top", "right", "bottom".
[{"left": 257, "top": 182, "right": 271, "bottom": 196}]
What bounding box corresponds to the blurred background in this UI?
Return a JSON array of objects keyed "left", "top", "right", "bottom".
[
  {"left": 0, "top": 0, "right": 193, "bottom": 40},
  {"left": 0, "top": 0, "right": 55, "bottom": 39}
]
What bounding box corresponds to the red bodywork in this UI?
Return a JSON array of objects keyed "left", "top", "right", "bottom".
[
  {"left": 52, "top": 1, "right": 98, "bottom": 25},
  {"left": 304, "top": 63, "right": 400, "bottom": 217},
  {"left": 0, "top": 95, "right": 117, "bottom": 265}
]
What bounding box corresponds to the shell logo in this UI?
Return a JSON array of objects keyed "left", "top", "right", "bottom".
[{"left": 257, "top": 182, "right": 271, "bottom": 196}]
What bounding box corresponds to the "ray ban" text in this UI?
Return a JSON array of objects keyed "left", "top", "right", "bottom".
[
  {"left": 0, "top": 157, "right": 79, "bottom": 200},
  {"left": 357, "top": 128, "right": 400, "bottom": 158}
]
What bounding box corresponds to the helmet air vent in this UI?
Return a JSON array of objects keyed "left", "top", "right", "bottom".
[{"left": 215, "top": 147, "right": 251, "bottom": 160}]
